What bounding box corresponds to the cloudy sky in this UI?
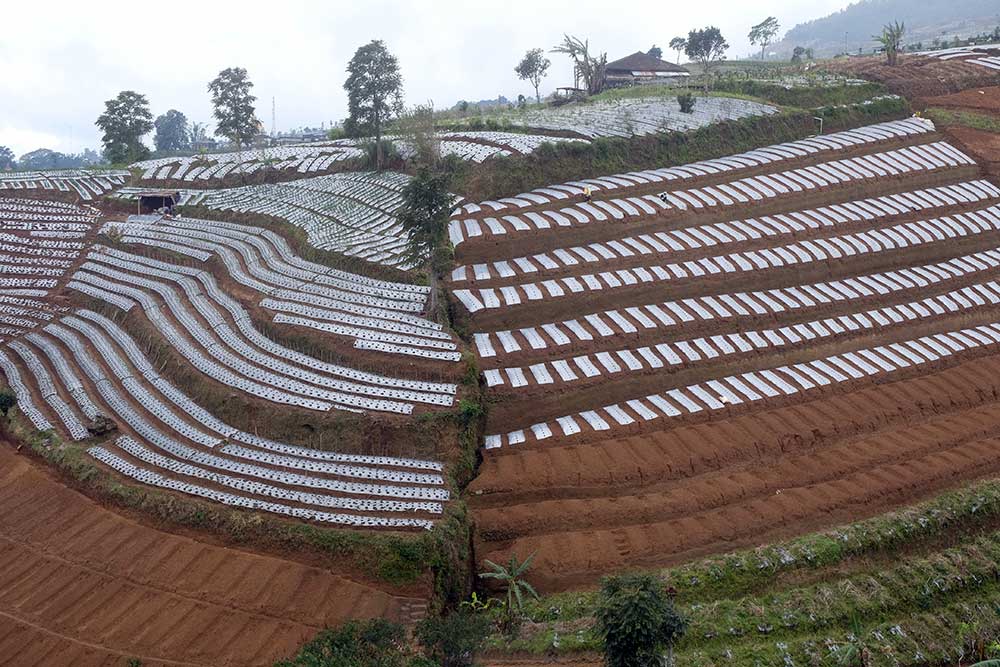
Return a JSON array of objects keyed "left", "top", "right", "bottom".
[{"left": 1, "top": 0, "right": 852, "bottom": 157}]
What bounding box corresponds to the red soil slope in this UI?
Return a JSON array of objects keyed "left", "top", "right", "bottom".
[{"left": 0, "top": 445, "right": 425, "bottom": 667}]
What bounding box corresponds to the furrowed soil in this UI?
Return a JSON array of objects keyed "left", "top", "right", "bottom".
[
  {"left": 0, "top": 443, "right": 426, "bottom": 667},
  {"left": 824, "top": 54, "right": 1000, "bottom": 98},
  {"left": 470, "top": 352, "right": 1000, "bottom": 593},
  {"left": 920, "top": 85, "right": 1000, "bottom": 114}
]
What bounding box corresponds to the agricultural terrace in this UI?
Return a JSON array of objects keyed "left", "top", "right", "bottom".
[{"left": 2, "top": 31, "right": 1000, "bottom": 667}]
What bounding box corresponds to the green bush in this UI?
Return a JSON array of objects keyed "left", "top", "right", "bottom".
[
  {"left": 595, "top": 573, "right": 688, "bottom": 667},
  {"left": 274, "top": 619, "right": 410, "bottom": 667},
  {"left": 0, "top": 387, "right": 16, "bottom": 417},
  {"left": 415, "top": 610, "right": 491, "bottom": 667},
  {"left": 677, "top": 92, "right": 696, "bottom": 114}
]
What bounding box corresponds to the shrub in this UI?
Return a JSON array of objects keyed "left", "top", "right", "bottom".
[
  {"left": 595, "top": 573, "right": 688, "bottom": 667},
  {"left": 275, "top": 619, "right": 409, "bottom": 667},
  {"left": 0, "top": 388, "right": 16, "bottom": 417},
  {"left": 361, "top": 138, "right": 400, "bottom": 170},
  {"left": 415, "top": 610, "right": 491, "bottom": 667},
  {"left": 677, "top": 93, "right": 696, "bottom": 114}
]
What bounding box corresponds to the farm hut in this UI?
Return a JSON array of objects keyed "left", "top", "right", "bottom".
[
  {"left": 135, "top": 189, "right": 180, "bottom": 214},
  {"left": 605, "top": 52, "right": 690, "bottom": 87}
]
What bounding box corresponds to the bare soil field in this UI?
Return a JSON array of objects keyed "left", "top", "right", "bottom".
[
  {"left": 470, "top": 352, "right": 1000, "bottom": 592},
  {"left": 921, "top": 85, "right": 1000, "bottom": 113},
  {"left": 824, "top": 54, "right": 1000, "bottom": 98},
  {"left": 0, "top": 443, "right": 425, "bottom": 667}
]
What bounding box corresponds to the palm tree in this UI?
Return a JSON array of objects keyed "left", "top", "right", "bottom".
[
  {"left": 479, "top": 553, "right": 539, "bottom": 632},
  {"left": 874, "top": 21, "right": 905, "bottom": 66}
]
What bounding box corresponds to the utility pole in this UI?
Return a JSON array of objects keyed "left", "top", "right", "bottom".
[{"left": 271, "top": 97, "right": 276, "bottom": 138}]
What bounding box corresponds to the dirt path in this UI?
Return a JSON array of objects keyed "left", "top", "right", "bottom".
[{"left": 0, "top": 445, "right": 425, "bottom": 667}]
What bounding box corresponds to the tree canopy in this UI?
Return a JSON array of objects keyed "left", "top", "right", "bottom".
[
  {"left": 95, "top": 90, "right": 153, "bottom": 164},
  {"left": 551, "top": 34, "right": 607, "bottom": 95},
  {"left": 344, "top": 40, "right": 403, "bottom": 170},
  {"left": 397, "top": 162, "right": 455, "bottom": 265},
  {"left": 0, "top": 146, "right": 15, "bottom": 170},
  {"left": 668, "top": 37, "right": 687, "bottom": 64},
  {"left": 749, "top": 16, "right": 781, "bottom": 60},
  {"left": 595, "top": 573, "right": 688, "bottom": 667},
  {"left": 647, "top": 45, "right": 663, "bottom": 60},
  {"left": 514, "top": 48, "right": 551, "bottom": 103},
  {"left": 791, "top": 45, "right": 815, "bottom": 63},
  {"left": 208, "top": 67, "right": 259, "bottom": 148},
  {"left": 684, "top": 27, "right": 729, "bottom": 91},
  {"left": 396, "top": 158, "right": 461, "bottom": 264},
  {"left": 153, "top": 109, "right": 190, "bottom": 152},
  {"left": 17, "top": 148, "right": 102, "bottom": 170}
]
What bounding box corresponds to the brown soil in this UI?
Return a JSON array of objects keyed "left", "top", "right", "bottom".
[
  {"left": 823, "top": 54, "right": 1000, "bottom": 98},
  {"left": 470, "top": 352, "right": 1000, "bottom": 593},
  {"left": 920, "top": 85, "right": 1000, "bottom": 113},
  {"left": 0, "top": 444, "right": 425, "bottom": 667},
  {"left": 943, "top": 125, "right": 1000, "bottom": 171}
]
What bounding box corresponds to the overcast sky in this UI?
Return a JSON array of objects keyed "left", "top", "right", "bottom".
[{"left": 1, "top": 0, "right": 853, "bottom": 157}]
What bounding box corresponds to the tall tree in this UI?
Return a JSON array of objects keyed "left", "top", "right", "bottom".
[
  {"left": 749, "top": 16, "right": 781, "bottom": 61},
  {"left": 647, "top": 45, "right": 663, "bottom": 60},
  {"left": 514, "top": 48, "right": 551, "bottom": 104},
  {"left": 668, "top": 37, "right": 687, "bottom": 64},
  {"left": 551, "top": 35, "right": 607, "bottom": 96},
  {"left": 208, "top": 67, "right": 259, "bottom": 148},
  {"left": 874, "top": 21, "right": 905, "bottom": 66},
  {"left": 344, "top": 40, "right": 403, "bottom": 171},
  {"left": 95, "top": 90, "right": 153, "bottom": 164},
  {"left": 153, "top": 109, "right": 190, "bottom": 152},
  {"left": 397, "top": 163, "right": 454, "bottom": 265},
  {"left": 685, "top": 27, "right": 729, "bottom": 92},
  {"left": 0, "top": 146, "right": 14, "bottom": 170}
]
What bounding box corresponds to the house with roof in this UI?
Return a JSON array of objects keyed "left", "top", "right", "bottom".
[{"left": 604, "top": 52, "right": 690, "bottom": 87}]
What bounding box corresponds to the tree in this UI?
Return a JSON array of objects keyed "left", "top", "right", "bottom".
[
  {"left": 874, "top": 21, "right": 905, "bottom": 66},
  {"left": 684, "top": 27, "right": 729, "bottom": 92},
  {"left": 669, "top": 37, "right": 687, "bottom": 64},
  {"left": 398, "top": 102, "right": 439, "bottom": 166},
  {"left": 791, "top": 45, "right": 807, "bottom": 63},
  {"left": 551, "top": 34, "right": 607, "bottom": 96},
  {"left": 344, "top": 40, "right": 403, "bottom": 171},
  {"left": 479, "top": 552, "right": 540, "bottom": 633},
  {"left": 0, "top": 146, "right": 14, "bottom": 170},
  {"left": 95, "top": 90, "right": 153, "bottom": 164},
  {"left": 749, "top": 16, "right": 781, "bottom": 61},
  {"left": 595, "top": 573, "right": 688, "bottom": 667},
  {"left": 0, "top": 388, "right": 16, "bottom": 417},
  {"left": 514, "top": 48, "right": 551, "bottom": 104},
  {"left": 647, "top": 45, "right": 663, "bottom": 60},
  {"left": 208, "top": 67, "right": 259, "bottom": 148},
  {"left": 153, "top": 109, "right": 190, "bottom": 152},
  {"left": 415, "top": 610, "right": 490, "bottom": 667},
  {"left": 397, "top": 162, "right": 455, "bottom": 265}
]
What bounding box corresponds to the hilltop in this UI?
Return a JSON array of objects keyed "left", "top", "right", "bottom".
[{"left": 773, "top": 0, "right": 1000, "bottom": 57}]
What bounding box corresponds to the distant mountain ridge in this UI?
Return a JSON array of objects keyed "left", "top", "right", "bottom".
[{"left": 773, "top": 0, "right": 1000, "bottom": 57}]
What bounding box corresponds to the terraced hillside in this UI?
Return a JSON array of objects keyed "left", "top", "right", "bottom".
[
  {"left": 0, "top": 181, "right": 457, "bottom": 663},
  {"left": 449, "top": 117, "right": 1000, "bottom": 592}
]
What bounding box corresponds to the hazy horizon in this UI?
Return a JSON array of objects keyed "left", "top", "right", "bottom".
[{"left": 1, "top": 0, "right": 853, "bottom": 158}]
